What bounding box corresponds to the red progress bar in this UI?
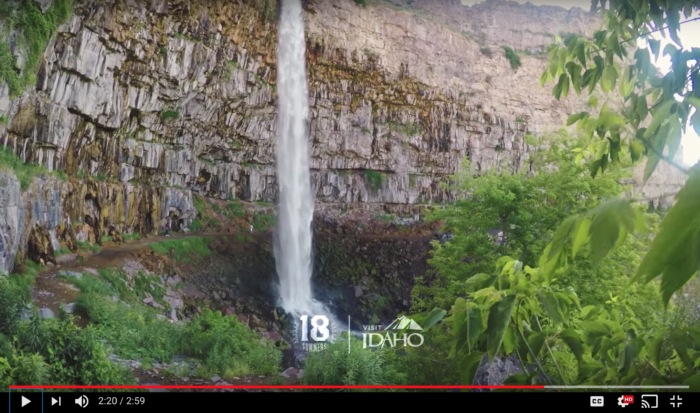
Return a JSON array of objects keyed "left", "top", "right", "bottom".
[{"left": 10, "top": 385, "right": 545, "bottom": 389}]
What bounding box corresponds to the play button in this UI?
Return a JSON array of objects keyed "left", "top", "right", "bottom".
[{"left": 21, "top": 396, "right": 30, "bottom": 407}]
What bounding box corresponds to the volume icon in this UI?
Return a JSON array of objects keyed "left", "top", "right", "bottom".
[{"left": 75, "top": 395, "right": 89, "bottom": 408}]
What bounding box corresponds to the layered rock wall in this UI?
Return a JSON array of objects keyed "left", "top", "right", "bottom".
[
  {"left": 0, "top": 0, "right": 687, "bottom": 273},
  {"left": 0, "top": 169, "right": 195, "bottom": 274}
]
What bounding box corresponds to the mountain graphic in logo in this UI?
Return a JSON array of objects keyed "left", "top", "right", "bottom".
[{"left": 384, "top": 316, "right": 423, "bottom": 331}]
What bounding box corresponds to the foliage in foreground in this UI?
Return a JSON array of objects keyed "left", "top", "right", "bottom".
[
  {"left": 412, "top": 255, "right": 700, "bottom": 390},
  {"left": 69, "top": 270, "right": 281, "bottom": 377},
  {"left": 540, "top": 0, "right": 700, "bottom": 309},
  {"left": 302, "top": 335, "right": 407, "bottom": 390},
  {"left": 0, "top": 277, "right": 135, "bottom": 389}
]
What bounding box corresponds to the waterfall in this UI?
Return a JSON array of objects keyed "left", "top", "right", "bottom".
[{"left": 274, "top": 0, "right": 326, "bottom": 319}]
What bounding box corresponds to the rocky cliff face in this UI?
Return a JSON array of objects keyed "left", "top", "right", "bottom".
[{"left": 0, "top": 0, "right": 686, "bottom": 272}]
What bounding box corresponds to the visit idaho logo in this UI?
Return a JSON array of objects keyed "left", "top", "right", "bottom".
[{"left": 362, "top": 316, "right": 424, "bottom": 348}]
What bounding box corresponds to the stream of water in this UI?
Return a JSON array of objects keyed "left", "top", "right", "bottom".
[{"left": 274, "top": 0, "right": 331, "bottom": 323}]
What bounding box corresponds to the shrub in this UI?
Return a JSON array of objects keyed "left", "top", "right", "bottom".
[
  {"left": 75, "top": 292, "right": 181, "bottom": 363},
  {"left": 11, "top": 352, "right": 49, "bottom": 385},
  {"left": 302, "top": 335, "right": 406, "bottom": 389},
  {"left": 502, "top": 46, "right": 521, "bottom": 69},
  {"left": 0, "top": 278, "right": 26, "bottom": 335},
  {"left": 362, "top": 170, "right": 385, "bottom": 192},
  {"left": 179, "top": 309, "right": 281, "bottom": 376},
  {"left": 354, "top": 0, "right": 368, "bottom": 6},
  {"left": 480, "top": 46, "right": 492, "bottom": 56}
]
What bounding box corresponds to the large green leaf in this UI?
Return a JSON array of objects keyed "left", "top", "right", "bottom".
[
  {"left": 666, "top": 116, "right": 683, "bottom": 161},
  {"left": 575, "top": 39, "right": 586, "bottom": 68},
  {"left": 580, "top": 320, "right": 610, "bottom": 338},
  {"left": 503, "top": 324, "right": 516, "bottom": 354},
  {"left": 572, "top": 217, "right": 591, "bottom": 257},
  {"left": 648, "top": 38, "right": 661, "bottom": 61},
  {"left": 538, "top": 291, "right": 565, "bottom": 324},
  {"left": 567, "top": 62, "right": 582, "bottom": 95},
  {"left": 601, "top": 65, "right": 617, "bottom": 92},
  {"left": 527, "top": 331, "right": 547, "bottom": 364},
  {"left": 619, "top": 66, "right": 635, "bottom": 97},
  {"left": 421, "top": 308, "right": 447, "bottom": 329},
  {"left": 620, "top": 338, "right": 644, "bottom": 373},
  {"left": 578, "top": 358, "right": 605, "bottom": 380},
  {"left": 643, "top": 150, "right": 661, "bottom": 184},
  {"left": 684, "top": 373, "right": 700, "bottom": 392},
  {"left": 459, "top": 351, "right": 484, "bottom": 389},
  {"left": 561, "top": 329, "right": 584, "bottom": 363},
  {"left": 587, "top": 199, "right": 636, "bottom": 263},
  {"left": 671, "top": 331, "right": 695, "bottom": 370},
  {"left": 453, "top": 300, "right": 484, "bottom": 354},
  {"left": 486, "top": 294, "right": 517, "bottom": 361},
  {"left": 649, "top": 336, "right": 663, "bottom": 370},
  {"left": 643, "top": 99, "right": 674, "bottom": 139},
  {"left": 635, "top": 166, "right": 700, "bottom": 305},
  {"left": 566, "top": 112, "right": 588, "bottom": 126}
]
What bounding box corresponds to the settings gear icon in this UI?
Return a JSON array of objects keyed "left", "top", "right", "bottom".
[{"left": 618, "top": 396, "right": 629, "bottom": 407}]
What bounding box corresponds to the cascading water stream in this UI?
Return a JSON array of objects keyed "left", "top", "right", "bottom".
[{"left": 274, "top": 0, "right": 332, "bottom": 322}]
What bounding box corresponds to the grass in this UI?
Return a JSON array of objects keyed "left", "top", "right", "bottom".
[
  {"left": 76, "top": 240, "right": 100, "bottom": 254},
  {"left": 161, "top": 110, "right": 180, "bottom": 121},
  {"left": 409, "top": 173, "right": 417, "bottom": 188},
  {"left": 362, "top": 170, "right": 386, "bottom": 192},
  {"left": 149, "top": 237, "right": 213, "bottom": 263},
  {"left": 55, "top": 247, "right": 72, "bottom": 256},
  {"left": 122, "top": 232, "right": 141, "bottom": 241},
  {"left": 375, "top": 213, "right": 394, "bottom": 223},
  {"left": 226, "top": 201, "right": 245, "bottom": 219},
  {"left": 502, "top": 46, "right": 521, "bottom": 69},
  {"left": 387, "top": 121, "right": 422, "bottom": 136},
  {"left": 252, "top": 213, "right": 276, "bottom": 231}
]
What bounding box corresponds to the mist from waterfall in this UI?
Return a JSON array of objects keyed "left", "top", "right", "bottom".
[{"left": 274, "top": 0, "right": 327, "bottom": 319}]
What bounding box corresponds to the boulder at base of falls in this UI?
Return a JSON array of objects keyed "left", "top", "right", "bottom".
[
  {"left": 39, "top": 308, "right": 55, "bottom": 319},
  {"left": 280, "top": 367, "right": 300, "bottom": 378}
]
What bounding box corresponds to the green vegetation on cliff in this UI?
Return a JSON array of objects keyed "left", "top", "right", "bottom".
[
  {"left": 0, "top": 145, "right": 67, "bottom": 190},
  {"left": 0, "top": 0, "right": 73, "bottom": 97}
]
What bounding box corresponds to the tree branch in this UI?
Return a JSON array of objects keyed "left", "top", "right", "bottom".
[
  {"left": 619, "top": 16, "right": 700, "bottom": 45},
  {"left": 636, "top": 136, "right": 689, "bottom": 175}
]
